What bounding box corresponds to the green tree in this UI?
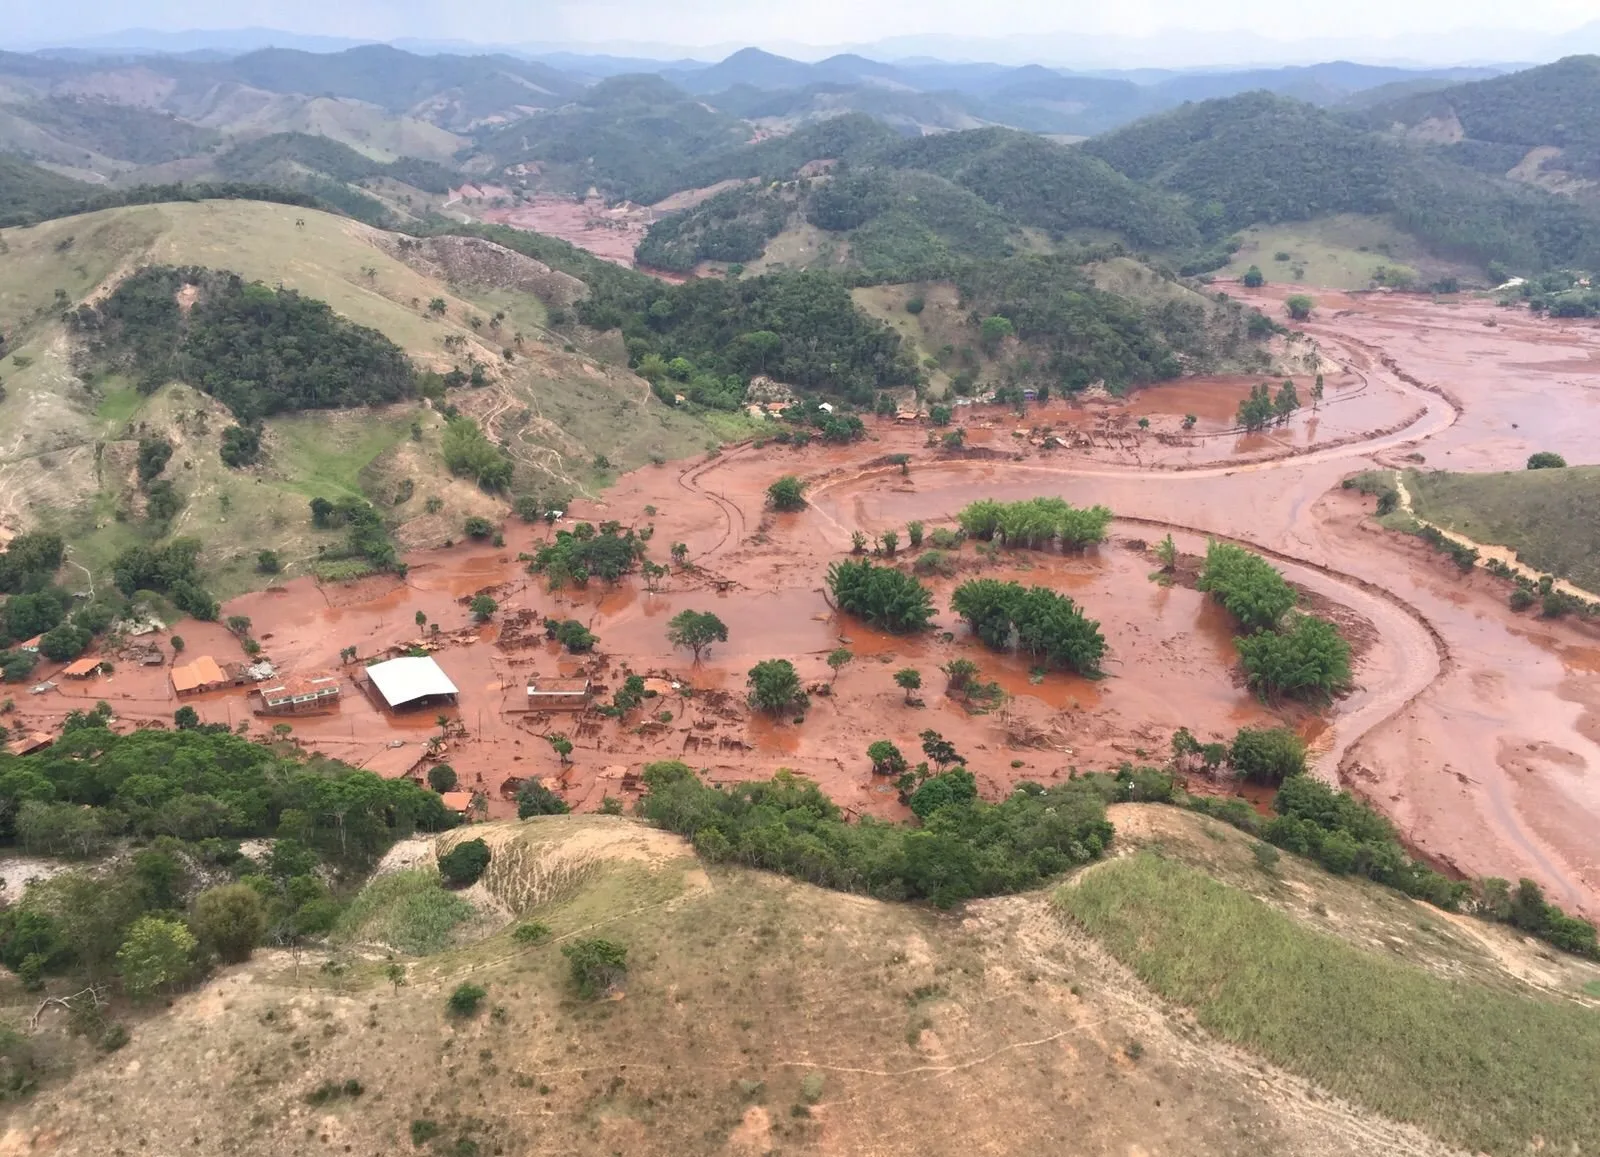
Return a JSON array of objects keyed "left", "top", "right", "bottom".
[
  {"left": 173, "top": 706, "right": 200, "bottom": 731},
  {"left": 1285, "top": 294, "right": 1314, "bottom": 321},
  {"left": 117, "top": 916, "right": 195, "bottom": 998},
  {"left": 517, "top": 779, "right": 570, "bottom": 818},
  {"left": 979, "top": 315, "right": 1014, "bottom": 353},
  {"left": 767, "top": 475, "right": 808, "bottom": 512},
  {"left": 546, "top": 733, "right": 574, "bottom": 766},
  {"left": 562, "top": 938, "right": 628, "bottom": 999},
  {"left": 929, "top": 404, "right": 952, "bottom": 426},
  {"left": 438, "top": 838, "right": 491, "bottom": 886},
  {"left": 169, "top": 635, "right": 185, "bottom": 654},
  {"left": 666, "top": 609, "right": 728, "bottom": 661},
  {"left": 747, "top": 659, "right": 806, "bottom": 717},
  {"left": 191, "top": 883, "right": 267, "bottom": 964},
  {"left": 894, "top": 667, "right": 922, "bottom": 703},
  {"left": 1527, "top": 452, "right": 1567, "bottom": 469},
  {"left": 867, "top": 740, "right": 908, "bottom": 776},
  {"left": 1242, "top": 266, "right": 1265, "bottom": 289},
  {"left": 1229, "top": 727, "right": 1307, "bottom": 785},
  {"left": 469, "top": 594, "right": 498, "bottom": 622},
  {"left": 427, "top": 764, "right": 458, "bottom": 793},
  {"left": 909, "top": 768, "right": 978, "bottom": 819},
  {"left": 919, "top": 729, "right": 963, "bottom": 769},
  {"left": 428, "top": 297, "right": 448, "bottom": 315},
  {"left": 826, "top": 648, "right": 854, "bottom": 684},
  {"left": 256, "top": 549, "right": 281, "bottom": 574}
]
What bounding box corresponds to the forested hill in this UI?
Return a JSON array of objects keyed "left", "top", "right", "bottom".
[
  {"left": 0, "top": 156, "right": 88, "bottom": 223},
  {"left": 1081, "top": 92, "right": 1600, "bottom": 272},
  {"left": 1351, "top": 55, "right": 1600, "bottom": 178}
]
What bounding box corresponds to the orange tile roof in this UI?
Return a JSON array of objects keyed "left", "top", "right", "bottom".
[
  {"left": 171, "top": 655, "right": 227, "bottom": 693},
  {"left": 439, "top": 791, "right": 474, "bottom": 813},
  {"left": 6, "top": 732, "right": 53, "bottom": 756},
  {"left": 60, "top": 657, "right": 103, "bottom": 678}
]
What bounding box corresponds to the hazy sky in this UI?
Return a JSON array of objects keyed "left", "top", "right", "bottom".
[{"left": 10, "top": 0, "right": 1599, "bottom": 55}]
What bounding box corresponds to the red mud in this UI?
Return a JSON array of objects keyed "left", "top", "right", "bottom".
[
  {"left": 465, "top": 192, "right": 659, "bottom": 271},
  {"left": 12, "top": 285, "right": 1600, "bottom": 914}
]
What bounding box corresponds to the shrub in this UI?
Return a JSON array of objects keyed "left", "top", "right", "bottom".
[
  {"left": 191, "top": 883, "right": 267, "bottom": 964},
  {"left": 1527, "top": 451, "right": 1567, "bottom": 470},
  {"left": 562, "top": 938, "right": 628, "bottom": 999},
  {"left": 464, "top": 516, "right": 495, "bottom": 538},
  {"left": 427, "top": 764, "right": 458, "bottom": 793},
  {"left": 1229, "top": 727, "right": 1307, "bottom": 785},
  {"left": 469, "top": 594, "right": 497, "bottom": 622},
  {"left": 766, "top": 475, "right": 807, "bottom": 512},
  {"left": 512, "top": 922, "right": 550, "bottom": 944},
  {"left": 908, "top": 768, "right": 977, "bottom": 819},
  {"left": 447, "top": 983, "right": 487, "bottom": 1017},
  {"left": 438, "top": 838, "right": 490, "bottom": 887}
]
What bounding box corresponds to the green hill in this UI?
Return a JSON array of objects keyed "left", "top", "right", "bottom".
[
  {"left": 0, "top": 154, "right": 89, "bottom": 222},
  {"left": 1082, "top": 91, "right": 1600, "bottom": 273},
  {"left": 1353, "top": 55, "right": 1600, "bottom": 183},
  {"left": 474, "top": 74, "right": 751, "bottom": 201},
  {"left": 1404, "top": 465, "right": 1600, "bottom": 591},
  {"left": 0, "top": 199, "right": 726, "bottom": 595}
]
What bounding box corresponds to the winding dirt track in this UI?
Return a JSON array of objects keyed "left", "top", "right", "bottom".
[{"left": 683, "top": 327, "right": 1455, "bottom": 783}]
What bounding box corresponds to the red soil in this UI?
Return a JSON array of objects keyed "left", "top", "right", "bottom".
[{"left": 12, "top": 287, "right": 1600, "bottom": 914}]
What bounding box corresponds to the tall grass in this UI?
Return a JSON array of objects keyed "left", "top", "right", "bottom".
[
  {"left": 1058, "top": 852, "right": 1600, "bottom": 1157},
  {"left": 337, "top": 869, "right": 473, "bottom": 955}
]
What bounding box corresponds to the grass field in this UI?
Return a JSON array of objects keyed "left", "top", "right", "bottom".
[
  {"left": 1058, "top": 850, "right": 1600, "bottom": 1156},
  {"left": 1406, "top": 465, "right": 1600, "bottom": 591},
  {"left": 1220, "top": 214, "right": 1477, "bottom": 290}
]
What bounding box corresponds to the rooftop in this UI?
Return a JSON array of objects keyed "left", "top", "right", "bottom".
[
  {"left": 439, "top": 791, "right": 474, "bottom": 813},
  {"left": 366, "top": 656, "right": 459, "bottom": 708},
  {"left": 171, "top": 655, "right": 227, "bottom": 693}
]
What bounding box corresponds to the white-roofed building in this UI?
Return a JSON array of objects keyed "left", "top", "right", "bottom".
[{"left": 364, "top": 656, "right": 460, "bottom": 711}]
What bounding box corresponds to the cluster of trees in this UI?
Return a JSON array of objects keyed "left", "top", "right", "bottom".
[
  {"left": 638, "top": 761, "right": 1113, "bottom": 908},
  {"left": 70, "top": 266, "right": 417, "bottom": 420},
  {"left": 309, "top": 496, "right": 400, "bottom": 573},
  {"left": 527, "top": 521, "right": 648, "bottom": 588},
  {"left": 954, "top": 257, "right": 1187, "bottom": 392},
  {"left": 956, "top": 497, "right": 1112, "bottom": 551},
  {"left": 950, "top": 578, "right": 1106, "bottom": 676},
  {"left": 0, "top": 727, "right": 456, "bottom": 995},
  {"left": 826, "top": 560, "right": 936, "bottom": 634},
  {"left": 634, "top": 184, "right": 791, "bottom": 273},
  {"left": 1197, "top": 541, "right": 1349, "bottom": 701},
  {"left": 1235, "top": 380, "right": 1300, "bottom": 432},
  {"left": 580, "top": 269, "right": 919, "bottom": 408},
  {"left": 111, "top": 538, "right": 220, "bottom": 621}
]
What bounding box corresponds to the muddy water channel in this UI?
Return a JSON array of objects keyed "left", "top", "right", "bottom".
[{"left": 13, "top": 288, "right": 1600, "bottom": 913}]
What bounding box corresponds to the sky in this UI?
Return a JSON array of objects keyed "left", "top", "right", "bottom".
[{"left": 9, "top": 0, "right": 1600, "bottom": 63}]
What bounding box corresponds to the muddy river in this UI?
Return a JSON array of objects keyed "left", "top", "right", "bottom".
[{"left": 15, "top": 286, "right": 1600, "bottom": 913}]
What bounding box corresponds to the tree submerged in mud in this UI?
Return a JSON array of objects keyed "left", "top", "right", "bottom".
[
  {"left": 826, "top": 560, "right": 935, "bottom": 634},
  {"left": 665, "top": 609, "right": 728, "bottom": 661},
  {"left": 747, "top": 659, "right": 807, "bottom": 718}
]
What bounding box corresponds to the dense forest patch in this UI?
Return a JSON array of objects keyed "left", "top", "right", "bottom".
[{"left": 70, "top": 265, "right": 417, "bottom": 420}]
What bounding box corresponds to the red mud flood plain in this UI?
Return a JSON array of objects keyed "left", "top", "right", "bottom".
[{"left": 12, "top": 289, "right": 1600, "bottom": 914}]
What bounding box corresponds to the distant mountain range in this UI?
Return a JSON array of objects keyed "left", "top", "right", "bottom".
[{"left": 9, "top": 22, "right": 1600, "bottom": 69}]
